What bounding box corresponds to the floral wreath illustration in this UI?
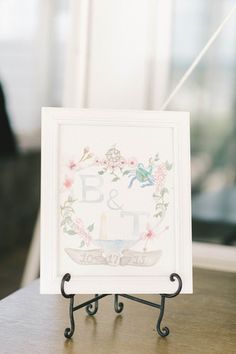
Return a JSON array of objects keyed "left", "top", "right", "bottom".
[{"left": 60, "top": 146, "right": 172, "bottom": 267}]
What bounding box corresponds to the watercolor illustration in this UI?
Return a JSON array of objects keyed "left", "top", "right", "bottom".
[{"left": 60, "top": 146, "right": 172, "bottom": 267}]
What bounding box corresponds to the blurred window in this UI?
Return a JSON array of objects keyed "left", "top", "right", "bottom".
[
  {"left": 0, "top": 0, "right": 69, "bottom": 149},
  {"left": 169, "top": 0, "right": 236, "bottom": 245}
]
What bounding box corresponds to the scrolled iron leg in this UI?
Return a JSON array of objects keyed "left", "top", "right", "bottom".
[
  {"left": 86, "top": 294, "right": 99, "bottom": 315},
  {"left": 156, "top": 295, "right": 169, "bottom": 337},
  {"left": 61, "top": 273, "right": 75, "bottom": 339},
  {"left": 64, "top": 296, "right": 75, "bottom": 338},
  {"left": 156, "top": 272, "right": 182, "bottom": 337},
  {"left": 114, "top": 294, "right": 124, "bottom": 313}
]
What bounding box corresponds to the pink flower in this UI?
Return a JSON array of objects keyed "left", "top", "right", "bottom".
[
  {"left": 75, "top": 217, "right": 84, "bottom": 229},
  {"left": 81, "top": 232, "right": 92, "bottom": 246},
  {"left": 141, "top": 224, "right": 156, "bottom": 240},
  {"left": 118, "top": 158, "right": 126, "bottom": 168},
  {"left": 63, "top": 177, "right": 74, "bottom": 189},
  {"left": 74, "top": 225, "right": 92, "bottom": 246},
  {"left": 68, "top": 160, "right": 77, "bottom": 170},
  {"left": 107, "top": 160, "right": 119, "bottom": 171},
  {"left": 73, "top": 218, "right": 85, "bottom": 234},
  {"left": 155, "top": 163, "right": 167, "bottom": 189},
  {"left": 101, "top": 159, "right": 109, "bottom": 168},
  {"left": 94, "top": 156, "right": 101, "bottom": 166},
  {"left": 128, "top": 157, "right": 138, "bottom": 168},
  {"left": 144, "top": 229, "right": 156, "bottom": 240}
]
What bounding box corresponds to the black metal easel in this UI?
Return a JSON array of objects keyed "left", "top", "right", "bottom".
[{"left": 61, "top": 272, "right": 182, "bottom": 339}]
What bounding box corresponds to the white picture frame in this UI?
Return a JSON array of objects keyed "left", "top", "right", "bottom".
[{"left": 40, "top": 108, "right": 192, "bottom": 294}]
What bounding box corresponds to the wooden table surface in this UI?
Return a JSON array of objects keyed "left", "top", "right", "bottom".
[{"left": 0, "top": 268, "right": 235, "bottom": 354}]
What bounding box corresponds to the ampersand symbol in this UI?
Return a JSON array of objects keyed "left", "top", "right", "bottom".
[{"left": 107, "top": 189, "right": 123, "bottom": 210}]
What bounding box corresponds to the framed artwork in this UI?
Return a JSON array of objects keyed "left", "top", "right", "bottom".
[{"left": 40, "top": 108, "right": 192, "bottom": 294}]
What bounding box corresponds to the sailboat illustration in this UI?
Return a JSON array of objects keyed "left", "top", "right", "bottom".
[
  {"left": 65, "top": 212, "right": 162, "bottom": 266},
  {"left": 92, "top": 212, "right": 138, "bottom": 253}
]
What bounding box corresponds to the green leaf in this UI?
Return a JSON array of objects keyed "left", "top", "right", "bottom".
[
  {"left": 161, "top": 188, "right": 168, "bottom": 196},
  {"left": 80, "top": 240, "right": 85, "bottom": 248},
  {"left": 153, "top": 193, "right": 161, "bottom": 200},
  {"left": 61, "top": 216, "right": 70, "bottom": 224},
  {"left": 112, "top": 177, "right": 119, "bottom": 182},
  {"left": 67, "top": 230, "right": 77, "bottom": 235},
  {"left": 65, "top": 207, "right": 75, "bottom": 213},
  {"left": 60, "top": 219, "right": 68, "bottom": 226},
  {"left": 68, "top": 197, "right": 77, "bottom": 204},
  {"left": 63, "top": 210, "right": 71, "bottom": 217},
  {"left": 155, "top": 202, "right": 164, "bottom": 209},
  {"left": 123, "top": 170, "right": 131, "bottom": 175},
  {"left": 155, "top": 153, "right": 159, "bottom": 161},
  {"left": 87, "top": 223, "right": 94, "bottom": 232},
  {"left": 165, "top": 161, "right": 172, "bottom": 170},
  {"left": 98, "top": 170, "right": 104, "bottom": 175}
]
